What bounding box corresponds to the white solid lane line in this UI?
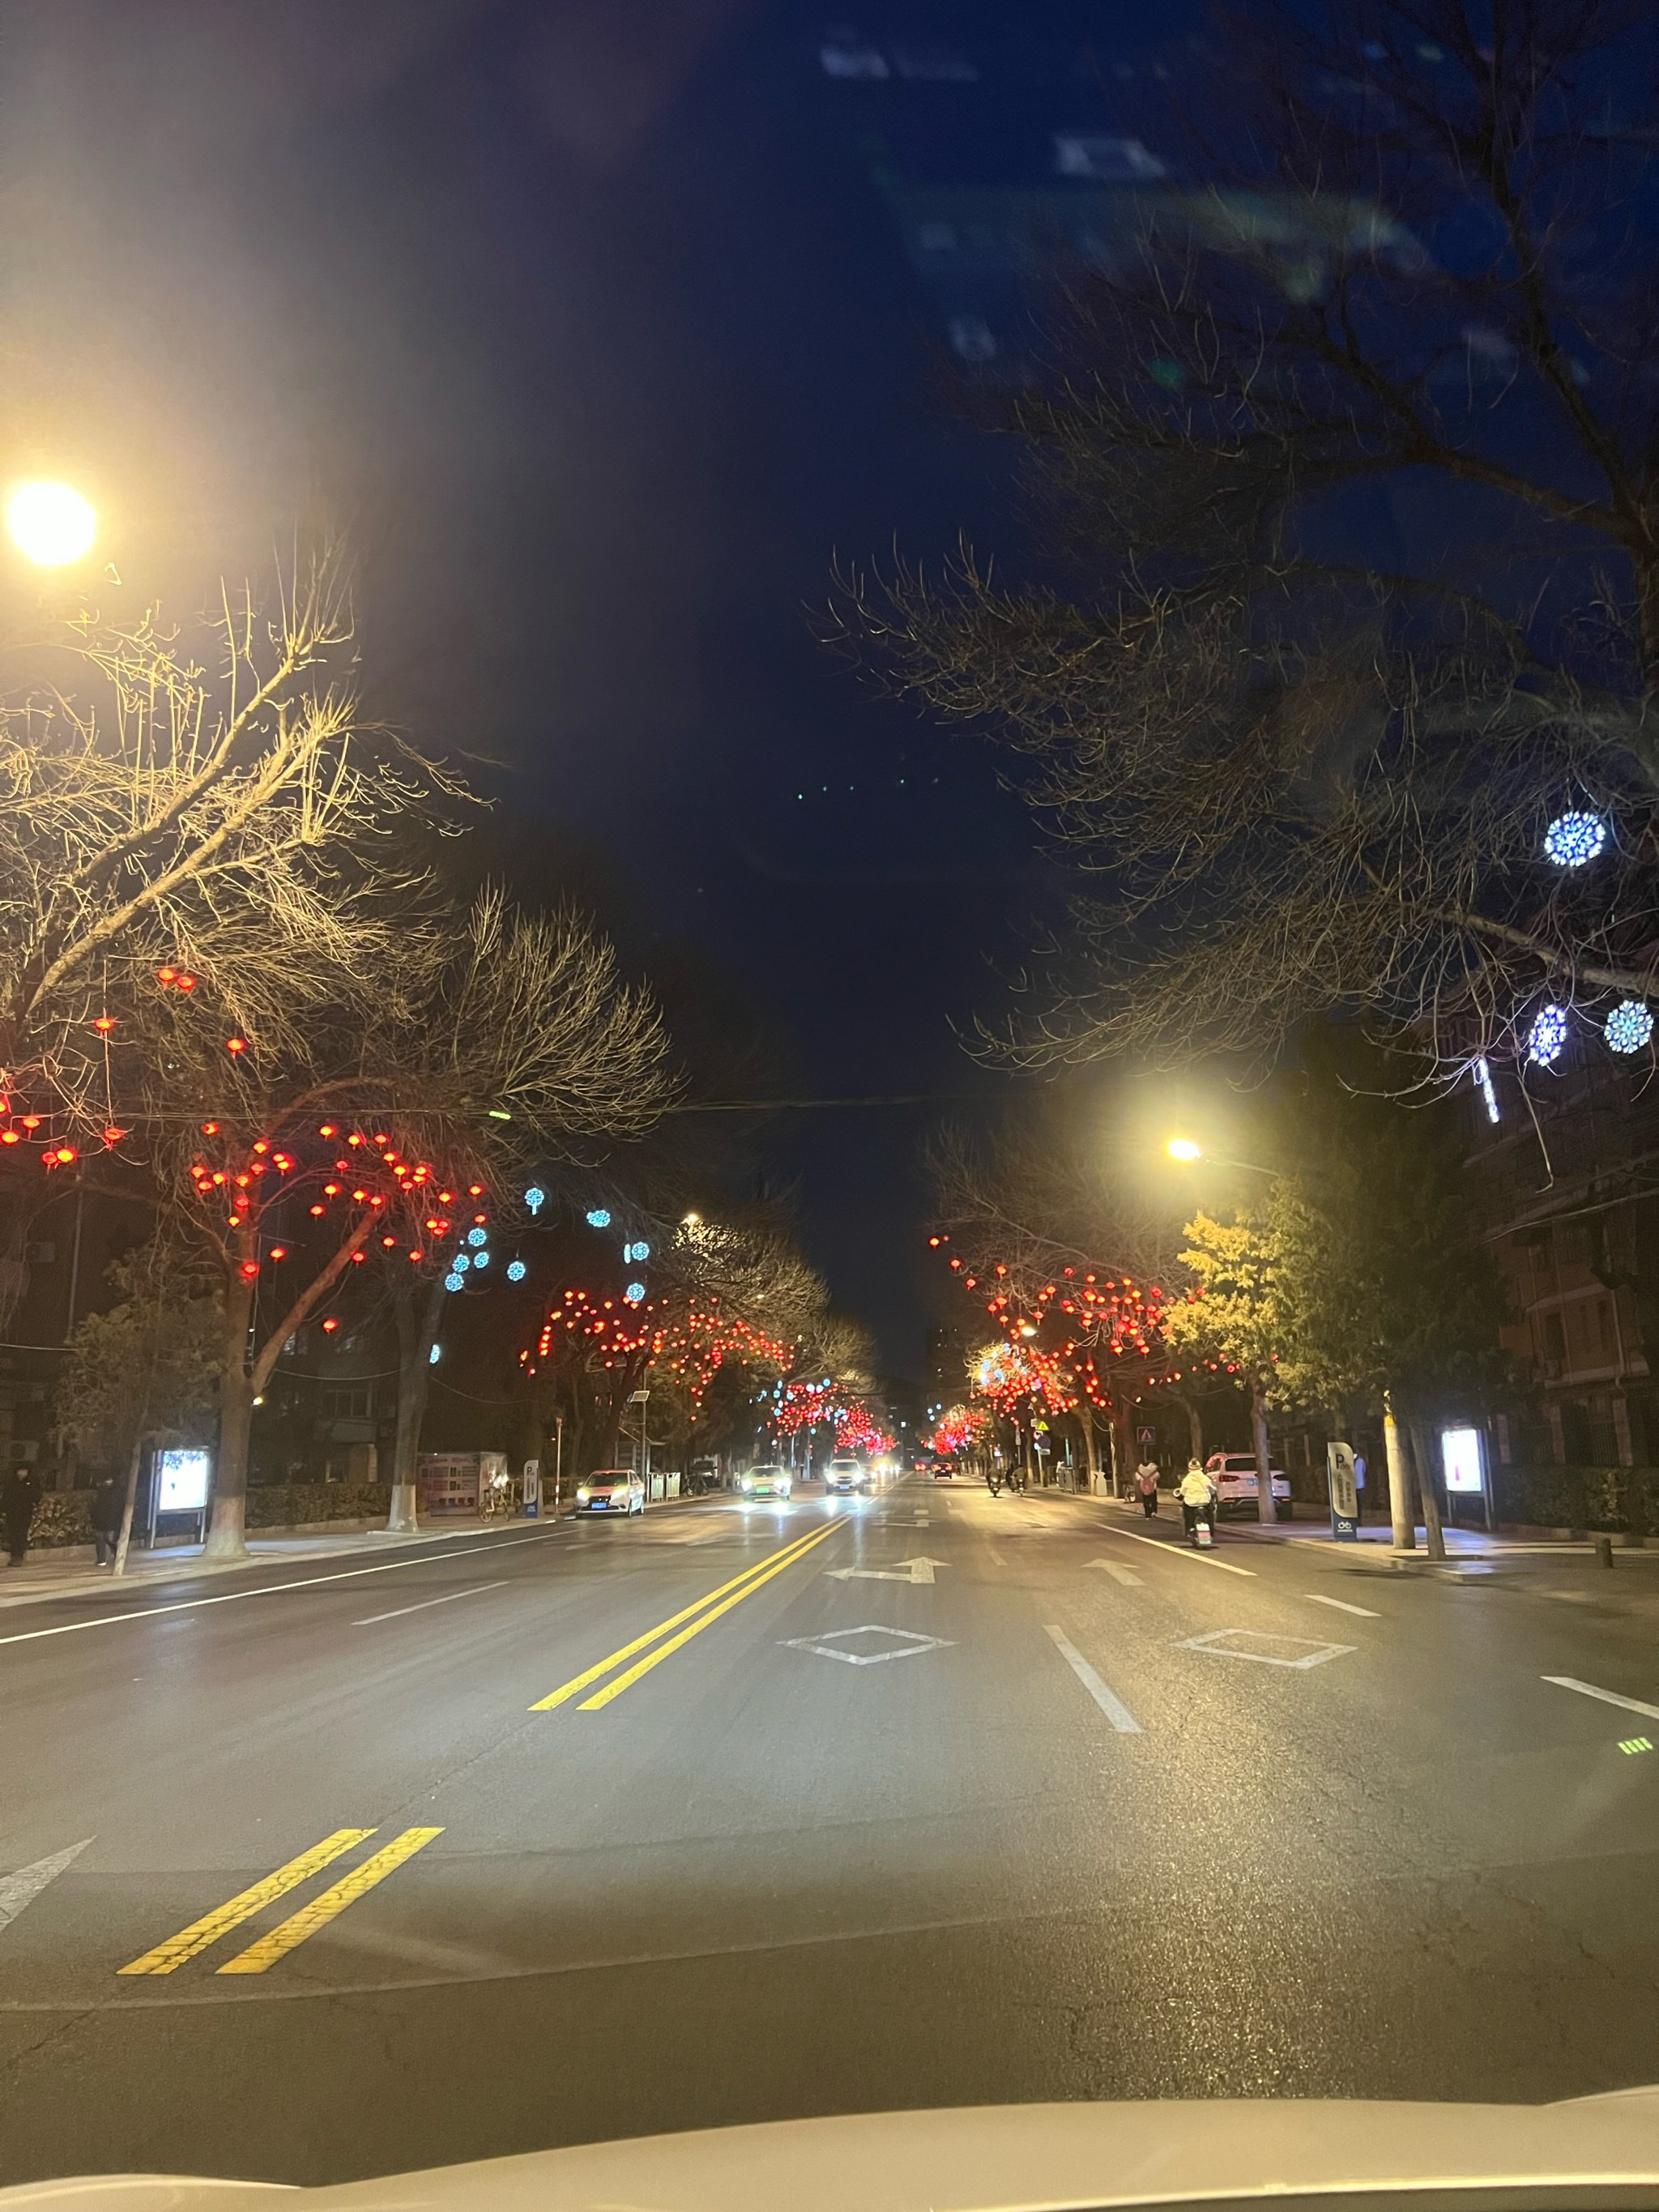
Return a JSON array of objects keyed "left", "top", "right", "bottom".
[
  {"left": 1044, "top": 1625, "right": 1143, "bottom": 1732},
  {"left": 354, "top": 1580, "right": 509, "bottom": 1626},
  {"left": 1095, "top": 1524, "right": 1256, "bottom": 1577},
  {"left": 0, "top": 1531, "right": 565, "bottom": 1649},
  {"left": 1543, "top": 1675, "right": 1659, "bottom": 1723},
  {"left": 1306, "top": 1593, "right": 1380, "bottom": 1618},
  {"left": 1089, "top": 1559, "right": 1143, "bottom": 1586}
]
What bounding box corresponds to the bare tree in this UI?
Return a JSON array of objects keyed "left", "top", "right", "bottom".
[
  {"left": 841, "top": 0, "right": 1659, "bottom": 1079},
  {"left": 0, "top": 550, "right": 458, "bottom": 1137}
]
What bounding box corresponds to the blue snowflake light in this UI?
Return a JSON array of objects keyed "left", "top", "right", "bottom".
[
  {"left": 586, "top": 1207, "right": 612, "bottom": 1228},
  {"left": 471, "top": 1249, "right": 490, "bottom": 1268},
  {"left": 506, "top": 1259, "right": 527, "bottom": 1283},
  {"left": 624, "top": 1281, "right": 646, "bottom": 1304},
  {"left": 443, "top": 1272, "right": 465, "bottom": 1293},
  {"left": 625, "top": 1239, "right": 651, "bottom": 1262},
  {"left": 1543, "top": 810, "right": 1606, "bottom": 868},
  {"left": 524, "top": 1186, "right": 545, "bottom": 1215},
  {"left": 1605, "top": 999, "right": 1654, "bottom": 1055},
  {"left": 429, "top": 1343, "right": 442, "bottom": 1364},
  {"left": 467, "top": 1227, "right": 488, "bottom": 1248},
  {"left": 1528, "top": 1003, "right": 1568, "bottom": 1064},
  {"left": 451, "top": 1252, "right": 471, "bottom": 1270}
]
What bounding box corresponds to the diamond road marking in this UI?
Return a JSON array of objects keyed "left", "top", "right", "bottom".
[
  {"left": 782, "top": 1624, "right": 953, "bottom": 1667},
  {"left": 1176, "top": 1627, "right": 1354, "bottom": 1670}
]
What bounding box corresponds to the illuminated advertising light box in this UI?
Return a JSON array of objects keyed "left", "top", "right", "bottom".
[
  {"left": 156, "top": 1449, "right": 211, "bottom": 1513},
  {"left": 1439, "top": 1427, "right": 1484, "bottom": 1495}
]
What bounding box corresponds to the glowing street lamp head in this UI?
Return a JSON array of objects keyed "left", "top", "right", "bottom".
[
  {"left": 6, "top": 480, "right": 96, "bottom": 567},
  {"left": 1166, "top": 1136, "right": 1203, "bottom": 1163}
]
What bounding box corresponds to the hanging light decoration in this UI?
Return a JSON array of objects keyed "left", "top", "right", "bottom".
[
  {"left": 586, "top": 1207, "right": 612, "bottom": 1228},
  {"left": 524, "top": 1186, "right": 545, "bottom": 1215},
  {"left": 1543, "top": 811, "right": 1606, "bottom": 869},
  {"left": 1605, "top": 999, "right": 1654, "bottom": 1055},
  {"left": 624, "top": 1281, "right": 646, "bottom": 1304},
  {"left": 467, "top": 1226, "right": 488, "bottom": 1248},
  {"left": 506, "top": 1260, "right": 527, "bottom": 1282},
  {"left": 1528, "top": 1003, "right": 1569, "bottom": 1064},
  {"left": 444, "top": 1271, "right": 465, "bottom": 1293}
]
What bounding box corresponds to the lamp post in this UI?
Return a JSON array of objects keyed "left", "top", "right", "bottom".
[{"left": 6, "top": 480, "right": 97, "bottom": 568}]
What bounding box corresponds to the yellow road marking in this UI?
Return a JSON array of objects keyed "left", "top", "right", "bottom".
[
  {"left": 215, "top": 1826, "right": 443, "bottom": 1975},
  {"left": 117, "top": 1828, "right": 376, "bottom": 1976},
  {"left": 579, "top": 1520, "right": 842, "bottom": 1709},
  {"left": 531, "top": 1522, "right": 835, "bottom": 1710}
]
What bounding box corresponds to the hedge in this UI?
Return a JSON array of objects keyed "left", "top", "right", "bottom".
[
  {"left": 1491, "top": 1463, "right": 1657, "bottom": 1532},
  {"left": 23, "top": 1480, "right": 394, "bottom": 1548}
]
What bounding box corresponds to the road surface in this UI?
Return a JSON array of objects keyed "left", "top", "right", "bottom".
[{"left": 2, "top": 1478, "right": 1658, "bottom": 2185}]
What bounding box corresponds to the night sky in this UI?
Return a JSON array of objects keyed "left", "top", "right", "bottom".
[{"left": 6, "top": 0, "right": 1193, "bottom": 1372}]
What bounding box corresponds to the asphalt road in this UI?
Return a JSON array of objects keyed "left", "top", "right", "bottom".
[{"left": 3, "top": 1477, "right": 1659, "bottom": 2187}]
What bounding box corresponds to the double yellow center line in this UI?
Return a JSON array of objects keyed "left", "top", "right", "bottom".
[{"left": 532, "top": 1518, "right": 842, "bottom": 1711}]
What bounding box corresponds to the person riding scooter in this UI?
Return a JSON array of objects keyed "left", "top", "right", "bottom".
[{"left": 1177, "top": 1458, "right": 1218, "bottom": 1545}]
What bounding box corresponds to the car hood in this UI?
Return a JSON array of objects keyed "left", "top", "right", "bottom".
[{"left": 7, "top": 2095, "right": 1659, "bottom": 2212}]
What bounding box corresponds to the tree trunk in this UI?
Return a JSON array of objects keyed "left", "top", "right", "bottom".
[
  {"left": 205, "top": 1270, "right": 256, "bottom": 1560},
  {"left": 113, "top": 1428, "right": 147, "bottom": 1578},
  {"left": 387, "top": 1272, "right": 447, "bottom": 1534},
  {"left": 1406, "top": 1416, "right": 1447, "bottom": 1562},
  {"left": 1179, "top": 1393, "right": 1205, "bottom": 1465},
  {"left": 1079, "top": 1411, "right": 1100, "bottom": 1495},
  {"left": 1250, "top": 1381, "right": 1275, "bottom": 1525},
  {"left": 1110, "top": 1400, "right": 1135, "bottom": 1495},
  {"left": 1384, "top": 1391, "right": 1413, "bottom": 1550}
]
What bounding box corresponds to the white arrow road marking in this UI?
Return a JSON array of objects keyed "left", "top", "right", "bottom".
[
  {"left": 0, "top": 1838, "right": 93, "bottom": 1937},
  {"left": 826, "top": 1557, "right": 943, "bottom": 1586},
  {"left": 1544, "top": 1676, "right": 1659, "bottom": 1723},
  {"left": 1044, "top": 1626, "right": 1142, "bottom": 1732},
  {"left": 1089, "top": 1559, "right": 1142, "bottom": 1586},
  {"left": 1095, "top": 1525, "right": 1256, "bottom": 1577},
  {"left": 1305, "top": 1593, "right": 1380, "bottom": 1618}
]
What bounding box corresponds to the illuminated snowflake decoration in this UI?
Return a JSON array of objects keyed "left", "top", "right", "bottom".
[
  {"left": 624, "top": 1281, "right": 646, "bottom": 1304},
  {"left": 1605, "top": 999, "right": 1654, "bottom": 1055},
  {"left": 451, "top": 1252, "right": 471, "bottom": 1270},
  {"left": 625, "top": 1239, "right": 650, "bottom": 1262},
  {"left": 467, "top": 1227, "right": 488, "bottom": 1248},
  {"left": 1527, "top": 1003, "right": 1569, "bottom": 1064},
  {"left": 586, "top": 1207, "right": 612, "bottom": 1228},
  {"left": 524, "top": 1186, "right": 545, "bottom": 1215},
  {"left": 443, "top": 1272, "right": 465, "bottom": 1293},
  {"left": 471, "top": 1249, "right": 490, "bottom": 1268},
  {"left": 1543, "top": 810, "right": 1606, "bottom": 869},
  {"left": 506, "top": 1259, "right": 527, "bottom": 1283}
]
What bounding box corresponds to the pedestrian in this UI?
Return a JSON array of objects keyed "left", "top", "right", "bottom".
[
  {"left": 1134, "top": 1456, "right": 1161, "bottom": 1518},
  {"left": 2, "top": 1463, "right": 43, "bottom": 1567},
  {"left": 90, "top": 1471, "right": 125, "bottom": 1568},
  {"left": 1177, "top": 1457, "right": 1218, "bottom": 1544}
]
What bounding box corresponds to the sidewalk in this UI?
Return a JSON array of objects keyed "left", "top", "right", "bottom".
[{"left": 0, "top": 1514, "right": 548, "bottom": 1612}]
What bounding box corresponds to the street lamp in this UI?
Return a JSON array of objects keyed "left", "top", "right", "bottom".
[
  {"left": 1163, "top": 1136, "right": 1277, "bottom": 1176},
  {"left": 6, "top": 480, "right": 96, "bottom": 567},
  {"left": 1166, "top": 1136, "right": 1203, "bottom": 1162}
]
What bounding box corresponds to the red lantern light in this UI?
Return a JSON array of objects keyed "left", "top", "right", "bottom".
[
  {"left": 156, "top": 966, "right": 177, "bottom": 984},
  {"left": 0, "top": 1132, "right": 18, "bottom": 1147},
  {"left": 468, "top": 1185, "right": 483, "bottom": 1198},
  {"left": 309, "top": 1203, "right": 325, "bottom": 1216},
  {"left": 240, "top": 1260, "right": 259, "bottom": 1279},
  {"left": 318, "top": 1124, "right": 336, "bottom": 1138},
  {"left": 225, "top": 1037, "right": 247, "bottom": 1056},
  {"left": 202, "top": 1121, "right": 220, "bottom": 1136},
  {"left": 20, "top": 1116, "right": 39, "bottom": 1130},
  {"left": 269, "top": 1246, "right": 288, "bottom": 1261},
  {"left": 175, "top": 973, "right": 197, "bottom": 992},
  {"left": 93, "top": 1014, "right": 116, "bottom": 1033},
  {"left": 351, "top": 1250, "right": 366, "bottom": 1263},
  {"left": 321, "top": 1317, "right": 339, "bottom": 1333},
  {"left": 54, "top": 1146, "right": 76, "bottom": 1164},
  {"left": 103, "top": 1126, "right": 126, "bottom": 1145}
]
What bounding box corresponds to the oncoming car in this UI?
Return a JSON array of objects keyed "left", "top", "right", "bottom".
[
  {"left": 1205, "top": 1450, "right": 1292, "bottom": 1520},
  {"left": 824, "top": 1456, "right": 868, "bottom": 1494},
  {"left": 740, "top": 1463, "right": 792, "bottom": 1501},
  {"left": 574, "top": 1467, "right": 645, "bottom": 1516}
]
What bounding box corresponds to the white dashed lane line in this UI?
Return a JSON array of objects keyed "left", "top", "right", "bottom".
[
  {"left": 1044, "top": 1625, "right": 1142, "bottom": 1732},
  {"left": 1305, "top": 1593, "right": 1380, "bottom": 1618}
]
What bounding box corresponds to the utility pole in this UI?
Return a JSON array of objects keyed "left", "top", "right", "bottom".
[{"left": 1384, "top": 1392, "right": 1414, "bottom": 1552}]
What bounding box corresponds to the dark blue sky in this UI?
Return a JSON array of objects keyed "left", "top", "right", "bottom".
[{"left": 8, "top": 0, "right": 1192, "bottom": 1372}]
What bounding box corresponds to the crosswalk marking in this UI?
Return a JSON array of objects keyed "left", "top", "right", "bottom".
[
  {"left": 118, "top": 1828, "right": 375, "bottom": 1975},
  {"left": 216, "top": 1827, "right": 442, "bottom": 1974}
]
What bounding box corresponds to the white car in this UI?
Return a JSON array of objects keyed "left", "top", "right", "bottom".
[
  {"left": 574, "top": 1467, "right": 644, "bottom": 1516},
  {"left": 740, "top": 1464, "right": 792, "bottom": 1501},
  {"left": 1205, "top": 1450, "right": 1292, "bottom": 1519},
  {"left": 824, "top": 1457, "right": 868, "bottom": 1493}
]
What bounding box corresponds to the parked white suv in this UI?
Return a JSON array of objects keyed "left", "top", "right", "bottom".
[{"left": 1205, "top": 1451, "right": 1292, "bottom": 1519}]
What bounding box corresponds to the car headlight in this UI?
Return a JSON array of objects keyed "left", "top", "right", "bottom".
[
  {"left": 576, "top": 1488, "right": 590, "bottom": 1503},
  {"left": 740, "top": 1477, "right": 753, "bottom": 1492}
]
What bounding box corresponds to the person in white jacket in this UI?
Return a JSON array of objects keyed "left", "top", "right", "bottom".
[{"left": 1177, "top": 1459, "right": 1218, "bottom": 1541}]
